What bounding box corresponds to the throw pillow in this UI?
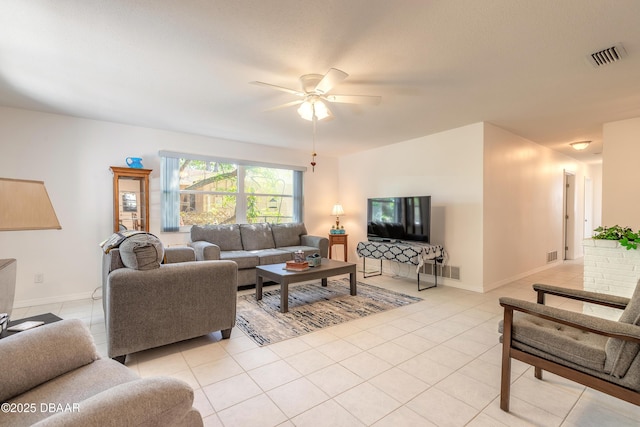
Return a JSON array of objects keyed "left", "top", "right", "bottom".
[{"left": 119, "top": 234, "right": 164, "bottom": 270}]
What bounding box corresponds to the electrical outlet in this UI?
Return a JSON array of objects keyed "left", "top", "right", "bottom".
[{"left": 34, "top": 273, "right": 44, "bottom": 283}]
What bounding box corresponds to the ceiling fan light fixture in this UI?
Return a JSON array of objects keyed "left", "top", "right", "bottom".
[
  {"left": 313, "top": 100, "right": 330, "bottom": 120},
  {"left": 570, "top": 140, "right": 591, "bottom": 151},
  {"left": 297, "top": 99, "right": 331, "bottom": 121},
  {"left": 297, "top": 101, "right": 314, "bottom": 121}
]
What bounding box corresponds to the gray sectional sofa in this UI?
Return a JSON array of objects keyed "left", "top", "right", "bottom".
[{"left": 189, "top": 222, "right": 328, "bottom": 287}]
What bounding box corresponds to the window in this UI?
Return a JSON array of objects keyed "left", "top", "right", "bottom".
[{"left": 160, "top": 152, "right": 304, "bottom": 231}]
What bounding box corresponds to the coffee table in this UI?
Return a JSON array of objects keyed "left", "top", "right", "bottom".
[{"left": 256, "top": 258, "right": 357, "bottom": 313}]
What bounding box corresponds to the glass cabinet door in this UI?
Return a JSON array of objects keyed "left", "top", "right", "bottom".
[{"left": 110, "top": 166, "right": 151, "bottom": 233}]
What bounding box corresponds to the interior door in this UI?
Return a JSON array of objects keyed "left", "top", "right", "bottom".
[{"left": 564, "top": 171, "right": 576, "bottom": 260}]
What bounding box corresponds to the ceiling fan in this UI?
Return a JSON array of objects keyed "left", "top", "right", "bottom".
[{"left": 251, "top": 68, "right": 381, "bottom": 121}]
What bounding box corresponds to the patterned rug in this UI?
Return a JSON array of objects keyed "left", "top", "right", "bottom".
[{"left": 235, "top": 278, "right": 422, "bottom": 346}]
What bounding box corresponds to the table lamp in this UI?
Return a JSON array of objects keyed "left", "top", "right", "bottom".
[{"left": 331, "top": 204, "right": 345, "bottom": 233}]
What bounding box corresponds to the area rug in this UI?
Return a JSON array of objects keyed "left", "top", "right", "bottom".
[{"left": 235, "top": 278, "right": 422, "bottom": 346}]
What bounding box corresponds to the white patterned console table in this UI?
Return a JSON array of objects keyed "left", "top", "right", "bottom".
[{"left": 356, "top": 240, "right": 446, "bottom": 291}]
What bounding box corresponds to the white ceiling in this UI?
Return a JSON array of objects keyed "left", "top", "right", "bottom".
[{"left": 2, "top": 0, "right": 640, "bottom": 164}]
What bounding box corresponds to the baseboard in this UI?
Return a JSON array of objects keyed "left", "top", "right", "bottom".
[
  {"left": 483, "top": 260, "right": 563, "bottom": 292},
  {"left": 13, "top": 291, "right": 96, "bottom": 309}
]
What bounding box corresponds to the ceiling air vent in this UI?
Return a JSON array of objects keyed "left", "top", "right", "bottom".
[{"left": 587, "top": 43, "right": 627, "bottom": 67}]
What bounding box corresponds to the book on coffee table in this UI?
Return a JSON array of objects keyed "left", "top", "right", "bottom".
[{"left": 284, "top": 260, "right": 309, "bottom": 271}]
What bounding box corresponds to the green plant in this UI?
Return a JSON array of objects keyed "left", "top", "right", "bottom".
[{"left": 593, "top": 225, "right": 640, "bottom": 250}]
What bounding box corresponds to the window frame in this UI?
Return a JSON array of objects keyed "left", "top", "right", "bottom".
[{"left": 160, "top": 151, "right": 305, "bottom": 232}]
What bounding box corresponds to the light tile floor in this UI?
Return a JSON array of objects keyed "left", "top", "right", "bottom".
[{"left": 12, "top": 259, "right": 640, "bottom": 426}]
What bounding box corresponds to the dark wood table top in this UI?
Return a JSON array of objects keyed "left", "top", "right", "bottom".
[{"left": 0, "top": 312, "right": 63, "bottom": 339}]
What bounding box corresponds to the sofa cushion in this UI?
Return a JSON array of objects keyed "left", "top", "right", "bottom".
[
  {"left": 0, "top": 319, "right": 100, "bottom": 402},
  {"left": 191, "top": 224, "right": 243, "bottom": 251},
  {"left": 253, "top": 249, "right": 294, "bottom": 265},
  {"left": 605, "top": 280, "right": 640, "bottom": 377},
  {"left": 119, "top": 234, "right": 164, "bottom": 270},
  {"left": 271, "top": 223, "right": 307, "bottom": 248},
  {"left": 220, "top": 251, "right": 260, "bottom": 269},
  {"left": 240, "top": 223, "right": 275, "bottom": 251}
]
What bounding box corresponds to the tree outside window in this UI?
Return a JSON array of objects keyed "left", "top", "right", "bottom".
[{"left": 177, "top": 159, "right": 296, "bottom": 226}]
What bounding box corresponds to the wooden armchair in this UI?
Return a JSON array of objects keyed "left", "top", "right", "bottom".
[{"left": 499, "top": 280, "right": 640, "bottom": 412}]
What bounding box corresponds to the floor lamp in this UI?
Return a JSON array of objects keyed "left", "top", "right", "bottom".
[{"left": 0, "top": 178, "right": 61, "bottom": 329}]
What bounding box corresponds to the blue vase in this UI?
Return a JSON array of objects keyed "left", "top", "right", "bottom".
[{"left": 126, "top": 157, "right": 143, "bottom": 169}]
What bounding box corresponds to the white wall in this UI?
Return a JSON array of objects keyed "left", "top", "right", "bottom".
[
  {"left": 0, "top": 107, "right": 339, "bottom": 306},
  {"left": 1, "top": 105, "right": 605, "bottom": 303},
  {"left": 482, "top": 123, "right": 588, "bottom": 291},
  {"left": 602, "top": 116, "right": 640, "bottom": 229},
  {"left": 587, "top": 163, "right": 603, "bottom": 231},
  {"left": 339, "top": 123, "right": 485, "bottom": 292}
]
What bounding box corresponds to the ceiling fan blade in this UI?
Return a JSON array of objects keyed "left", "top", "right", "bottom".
[
  {"left": 250, "top": 81, "right": 304, "bottom": 96},
  {"left": 315, "top": 68, "right": 348, "bottom": 94},
  {"left": 323, "top": 94, "right": 381, "bottom": 105},
  {"left": 263, "top": 99, "right": 304, "bottom": 112}
]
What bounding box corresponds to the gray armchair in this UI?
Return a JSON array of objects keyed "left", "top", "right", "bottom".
[
  {"left": 0, "top": 319, "right": 202, "bottom": 426},
  {"left": 499, "top": 281, "right": 640, "bottom": 412},
  {"left": 103, "top": 239, "right": 238, "bottom": 363}
]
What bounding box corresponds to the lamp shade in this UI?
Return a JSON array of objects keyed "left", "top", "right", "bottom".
[
  {"left": 0, "top": 178, "right": 61, "bottom": 231},
  {"left": 331, "top": 204, "right": 345, "bottom": 216}
]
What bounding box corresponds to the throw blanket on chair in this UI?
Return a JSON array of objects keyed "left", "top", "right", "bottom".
[{"left": 99, "top": 230, "right": 157, "bottom": 253}]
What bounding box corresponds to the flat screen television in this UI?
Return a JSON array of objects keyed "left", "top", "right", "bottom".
[{"left": 367, "top": 196, "right": 431, "bottom": 243}]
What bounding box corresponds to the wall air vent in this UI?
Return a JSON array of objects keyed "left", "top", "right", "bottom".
[
  {"left": 587, "top": 43, "right": 627, "bottom": 67},
  {"left": 420, "top": 263, "right": 460, "bottom": 280}
]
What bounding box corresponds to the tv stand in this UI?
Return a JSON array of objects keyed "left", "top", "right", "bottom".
[{"left": 356, "top": 240, "right": 446, "bottom": 291}]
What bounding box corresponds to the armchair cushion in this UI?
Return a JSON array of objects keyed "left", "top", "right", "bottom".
[
  {"left": 33, "top": 376, "right": 198, "bottom": 427},
  {"left": 191, "top": 224, "right": 242, "bottom": 251},
  {"left": 0, "top": 319, "right": 100, "bottom": 402},
  {"left": 119, "top": 234, "right": 164, "bottom": 270},
  {"left": 605, "top": 281, "right": 640, "bottom": 377},
  {"left": 500, "top": 311, "right": 608, "bottom": 371},
  {"left": 163, "top": 246, "right": 196, "bottom": 264}
]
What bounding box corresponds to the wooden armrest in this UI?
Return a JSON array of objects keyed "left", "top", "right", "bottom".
[
  {"left": 532, "top": 283, "right": 629, "bottom": 309},
  {"left": 500, "top": 297, "right": 640, "bottom": 344}
]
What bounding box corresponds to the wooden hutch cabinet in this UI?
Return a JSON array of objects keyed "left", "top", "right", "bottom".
[{"left": 110, "top": 166, "right": 152, "bottom": 233}]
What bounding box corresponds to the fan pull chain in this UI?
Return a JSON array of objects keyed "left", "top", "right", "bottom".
[{"left": 311, "top": 108, "right": 317, "bottom": 172}]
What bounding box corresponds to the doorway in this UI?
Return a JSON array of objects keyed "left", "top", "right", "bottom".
[{"left": 564, "top": 171, "right": 576, "bottom": 260}]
